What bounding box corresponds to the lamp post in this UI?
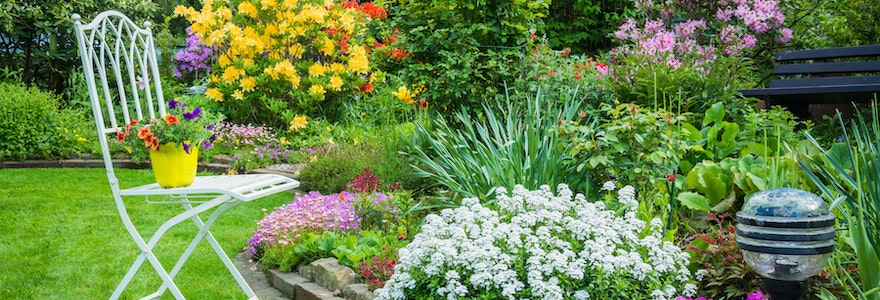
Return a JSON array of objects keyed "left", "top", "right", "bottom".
[{"left": 736, "top": 188, "right": 836, "bottom": 300}]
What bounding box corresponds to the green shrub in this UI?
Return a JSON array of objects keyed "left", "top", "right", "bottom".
[
  {"left": 379, "top": 0, "right": 549, "bottom": 113},
  {"left": 0, "top": 81, "right": 94, "bottom": 161},
  {"left": 0, "top": 0, "right": 156, "bottom": 96},
  {"left": 299, "top": 143, "right": 380, "bottom": 194},
  {"left": 541, "top": 0, "right": 634, "bottom": 54}
]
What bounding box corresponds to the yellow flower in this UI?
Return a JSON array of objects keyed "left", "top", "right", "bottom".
[
  {"left": 308, "top": 63, "right": 326, "bottom": 77},
  {"left": 328, "top": 75, "right": 343, "bottom": 91},
  {"left": 320, "top": 36, "right": 334, "bottom": 55},
  {"left": 283, "top": 0, "right": 297, "bottom": 9},
  {"left": 173, "top": 5, "right": 188, "bottom": 16},
  {"left": 205, "top": 88, "right": 224, "bottom": 101},
  {"left": 238, "top": 1, "right": 258, "bottom": 18},
  {"left": 240, "top": 77, "right": 256, "bottom": 92},
  {"left": 288, "top": 74, "right": 301, "bottom": 88},
  {"left": 289, "top": 115, "right": 308, "bottom": 131},
  {"left": 309, "top": 155, "right": 317, "bottom": 162},
  {"left": 232, "top": 89, "right": 244, "bottom": 100},
  {"left": 392, "top": 86, "right": 415, "bottom": 104},
  {"left": 288, "top": 43, "right": 304, "bottom": 59},
  {"left": 261, "top": 0, "right": 276, "bottom": 8},
  {"left": 279, "top": 136, "right": 290, "bottom": 146},
  {"left": 222, "top": 66, "right": 244, "bottom": 83},
  {"left": 326, "top": 137, "right": 334, "bottom": 144},
  {"left": 218, "top": 54, "right": 231, "bottom": 67},
  {"left": 309, "top": 84, "right": 326, "bottom": 95},
  {"left": 329, "top": 63, "right": 345, "bottom": 74}
]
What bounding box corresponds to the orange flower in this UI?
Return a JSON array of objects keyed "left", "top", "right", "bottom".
[
  {"left": 137, "top": 127, "right": 152, "bottom": 139},
  {"left": 163, "top": 114, "right": 179, "bottom": 125},
  {"left": 116, "top": 130, "right": 126, "bottom": 142},
  {"left": 146, "top": 136, "right": 160, "bottom": 151}
]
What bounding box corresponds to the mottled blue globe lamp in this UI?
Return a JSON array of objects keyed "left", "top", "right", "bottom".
[{"left": 736, "top": 188, "right": 836, "bottom": 300}]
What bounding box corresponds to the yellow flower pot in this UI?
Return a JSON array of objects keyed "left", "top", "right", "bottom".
[{"left": 149, "top": 142, "right": 199, "bottom": 188}]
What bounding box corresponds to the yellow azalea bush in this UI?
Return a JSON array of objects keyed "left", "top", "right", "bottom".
[{"left": 175, "top": 0, "right": 387, "bottom": 127}]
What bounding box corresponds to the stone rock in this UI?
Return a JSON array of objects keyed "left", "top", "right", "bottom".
[
  {"left": 299, "top": 258, "right": 358, "bottom": 292},
  {"left": 269, "top": 269, "right": 309, "bottom": 297},
  {"left": 343, "top": 284, "right": 375, "bottom": 300},
  {"left": 295, "top": 282, "right": 339, "bottom": 300}
]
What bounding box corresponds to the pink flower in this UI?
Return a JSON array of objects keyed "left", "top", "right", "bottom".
[{"left": 747, "top": 291, "right": 766, "bottom": 300}]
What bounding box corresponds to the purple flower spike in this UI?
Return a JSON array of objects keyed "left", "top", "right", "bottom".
[
  {"left": 183, "top": 106, "right": 201, "bottom": 120},
  {"left": 183, "top": 142, "right": 192, "bottom": 154}
]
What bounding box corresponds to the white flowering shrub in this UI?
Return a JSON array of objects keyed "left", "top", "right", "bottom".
[{"left": 375, "top": 184, "right": 695, "bottom": 300}]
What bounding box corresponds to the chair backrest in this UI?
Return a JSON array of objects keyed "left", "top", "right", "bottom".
[{"left": 72, "top": 11, "right": 167, "bottom": 181}]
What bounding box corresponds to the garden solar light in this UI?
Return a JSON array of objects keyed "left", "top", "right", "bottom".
[{"left": 736, "top": 188, "right": 836, "bottom": 300}]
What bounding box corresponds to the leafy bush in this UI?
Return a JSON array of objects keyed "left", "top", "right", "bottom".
[
  {"left": 299, "top": 143, "right": 380, "bottom": 194},
  {"left": 559, "top": 102, "right": 691, "bottom": 194},
  {"left": 379, "top": 0, "right": 549, "bottom": 113},
  {"left": 260, "top": 230, "right": 405, "bottom": 272},
  {"left": 513, "top": 37, "right": 614, "bottom": 108},
  {"left": 358, "top": 245, "right": 399, "bottom": 291},
  {"left": 0, "top": 81, "right": 93, "bottom": 160},
  {"left": 685, "top": 213, "right": 761, "bottom": 300},
  {"left": 541, "top": 0, "right": 634, "bottom": 54},
  {"left": 175, "top": 0, "right": 386, "bottom": 127},
  {"left": 375, "top": 184, "right": 697, "bottom": 299},
  {"left": 407, "top": 90, "right": 581, "bottom": 206},
  {"left": 0, "top": 0, "right": 156, "bottom": 96}
]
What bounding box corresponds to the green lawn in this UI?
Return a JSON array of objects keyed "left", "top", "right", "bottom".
[{"left": 0, "top": 168, "right": 296, "bottom": 299}]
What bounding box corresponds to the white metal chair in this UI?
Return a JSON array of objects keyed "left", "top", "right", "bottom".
[{"left": 72, "top": 11, "right": 300, "bottom": 299}]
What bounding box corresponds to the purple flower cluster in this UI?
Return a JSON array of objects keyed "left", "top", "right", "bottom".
[
  {"left": 172, "top": 27, "right": 215, "bottom": 80},
  {"left": 253, "top": 143, "right": 294, "bottom": 162},
  {"left": 247, "top": 191, "right": 360, "bottom": 254},
  {"left": 214, "top": 121, "right": 275, "bottom": 149},
  {"left": 614, "top": 0, "right": 792, "bottom": 68}
]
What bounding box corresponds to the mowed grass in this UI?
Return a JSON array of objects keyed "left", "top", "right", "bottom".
[{"left": 0, "top": 168, "right": 296, "bottom": 299}]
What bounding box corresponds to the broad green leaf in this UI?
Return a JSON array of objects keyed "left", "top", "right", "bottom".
[
  {"left": 702, "top": 102, "right": 725, "bottom": 127},
  {"left": 711, "top": 190, "right": 737, "bottom": 213},
  {"left": 680, "top": 122, "right": 702, "bottom": 140},
  {"left": 678, "top": 192, "right": 710, "bottom": 212}
]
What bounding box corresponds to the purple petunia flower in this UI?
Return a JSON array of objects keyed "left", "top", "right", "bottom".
[
  {"left": 167, "top": 98, "right": 178, "bottom": 110},
  {"left": 183, "top": 142, "right": 192, "bottom": 154},
  {"left": 183, "top": 106, "right": 201, "bottom": 121}
]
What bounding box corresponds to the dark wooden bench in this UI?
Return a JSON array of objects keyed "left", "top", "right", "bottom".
[{"left": 739, "top": 44, "right": 880, "bottom": 118}]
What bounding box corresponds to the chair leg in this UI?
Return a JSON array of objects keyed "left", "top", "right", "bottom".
[
  {"left": 112, "top": 195, "right": 231, "bottom": 299},
  {"left": 152, "top": 199, "right": 256, "bottom": 299}
]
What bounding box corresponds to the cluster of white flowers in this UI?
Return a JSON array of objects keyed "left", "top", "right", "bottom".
[{"left": 375, "top": 184, "right": 695, "bottom": 300}]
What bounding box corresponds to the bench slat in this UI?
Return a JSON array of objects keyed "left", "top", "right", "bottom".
[
  {"left": 740, "top": 83, "right": 880, "bottom": 96},
  {"left": 767, "top": 76, "right": 880, "bottom": 88},
  {"left": 776, "top": 44, "right": 880, "bottom": 61},
  {"left": 772, "top": 61, "right": 880, "bottom": 75}
]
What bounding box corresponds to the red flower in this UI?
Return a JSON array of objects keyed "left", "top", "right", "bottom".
[
  {"left": 667, "top": 173, "right": 676, "bottom": 182},
  {"left": 326, "top": 27, "right": 338, "bottom": 35},
  {"left": 418, "top": 98, "right": 428, "bottom": 110},
  {"left": 342, "top": 0, "right": 358, "bottom": 9},
  {"left": 358, "top": 82, "right": 373, "bottom": 93},
  {"left": 116, "top": 130, "right": 126, "bottom": 142},
  {"left": 557, "top": 119, "right": 563, "bottom": 125},
  {"left": 391, "top": 48, "right": 407, "bottom": 60},
  {"left": 361, "top": 2, "right": 387, "bottom": 19}
]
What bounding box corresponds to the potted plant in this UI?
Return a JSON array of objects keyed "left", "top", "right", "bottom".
[{"left": 116, "top": 98, "right": 220, "bottom": 188}]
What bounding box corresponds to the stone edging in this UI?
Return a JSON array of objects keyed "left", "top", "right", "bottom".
[{"left": 267, "top": 258, "right": 375, "bottom": 300}]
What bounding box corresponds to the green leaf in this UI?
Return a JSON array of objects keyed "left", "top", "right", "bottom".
[
  {"left": 678, "top": 192, "right": 710, "bottom": 212},
  {"left": 702, "top": 102, "right": 725, "bottom": 127}
]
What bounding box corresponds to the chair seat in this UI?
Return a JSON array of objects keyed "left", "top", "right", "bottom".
[{"left": 121, "top": 174, "right": 299, "bottom": 202}]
